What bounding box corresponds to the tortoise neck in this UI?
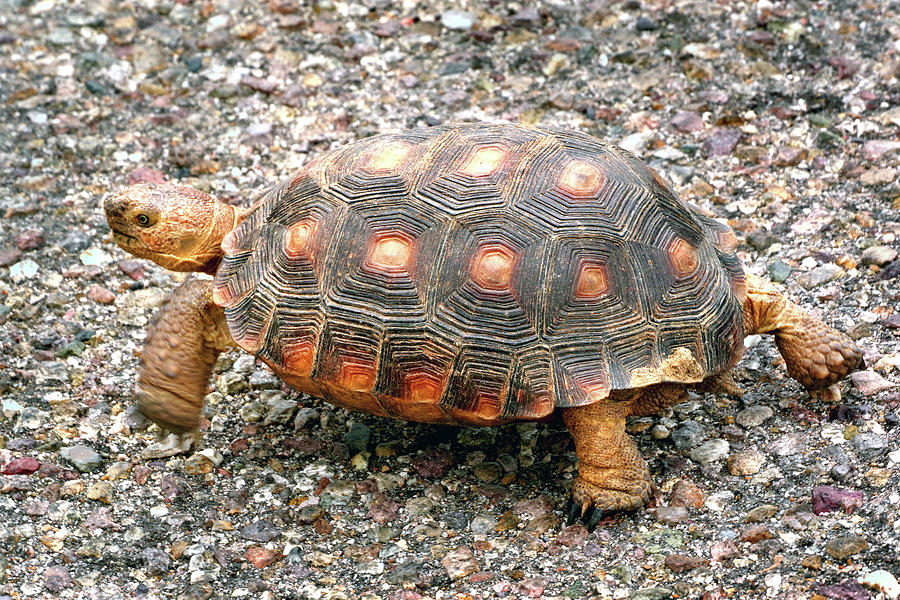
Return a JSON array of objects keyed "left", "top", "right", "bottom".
[{"left": 193, "top": 202, "right": 245, "bottom": 274}]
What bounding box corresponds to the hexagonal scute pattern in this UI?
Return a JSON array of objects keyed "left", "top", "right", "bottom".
[{"left": 215, "top": 123, "right": 746, "bottom": 425}]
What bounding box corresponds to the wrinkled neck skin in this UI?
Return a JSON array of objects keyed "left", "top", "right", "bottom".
[{"left": 186, "top": 201, "right": 244, "bottom": 274}]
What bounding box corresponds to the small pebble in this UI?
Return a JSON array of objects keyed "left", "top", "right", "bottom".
[
  {"left": 655, "top": 505, "right": 689, "bottom": 525},
  {"left": 441, "top": 545, "right": 479, "bottom": 581},
  {"left": 60, "top": 445, "right": 103, "bottom": 472},
  {"left": 669, "top": 479, "right": 704, "bottom": 508},
  {"left": 735, "top": 405, "right": 773, "bottom": 428},
  {"left": 849, "top": 371, "right": 896, "bottom": 396},
  {"left": 245, "top": 547, "right": 280, "bottom": 568},
  {"left": 672, "top": 420, "right": 706, "bottom": 449},
  {"left": 440, "top": 10, "right": 475, "bottom": 30},
  {"left": 727, "top": 449, "right": 764, "bottom": 476},
  {"left": 689, "top": 439, "right": 730, "bottom": 464},
  {"left": 744, "top": 504, "right": 777, "bottom": 523},
  {"left": 826, "top": 535, "right": 868, "bottom": 560},
  {"left": 858, "top": 570, "right": 900, "bottom": 599}
]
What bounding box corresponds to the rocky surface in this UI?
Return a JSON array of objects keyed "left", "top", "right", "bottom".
[{"left": 1, "top": 0, "right": 899, "bottom": 599}]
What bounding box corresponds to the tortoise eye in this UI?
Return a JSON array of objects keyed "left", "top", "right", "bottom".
[{"left": 136, "top": 214, "right": 151, "bottom": 227}]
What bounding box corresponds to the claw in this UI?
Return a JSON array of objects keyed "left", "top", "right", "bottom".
[
  {"left": 586, "top": 507, "right": 605, "bottom": 532},
  {"left": 565, "top": 499, "right": 581, "bottom": 525}
]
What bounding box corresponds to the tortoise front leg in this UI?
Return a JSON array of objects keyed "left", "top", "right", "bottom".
[
  {"left": 743, "top": 274, "right": 863, "bottom": 396},
  {"left": 136, "top": 277, "right": 233, "bottom": 433},
  {"left": 561, "top": 396, "right": 650, "bottom": 528}
]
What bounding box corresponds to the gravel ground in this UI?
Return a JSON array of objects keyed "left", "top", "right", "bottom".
[{"left": 1, "top": 0, "right": 900, "bottom": 599}]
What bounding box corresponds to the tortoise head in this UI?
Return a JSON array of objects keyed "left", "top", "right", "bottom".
[{"left": 105, "top": 182, "right": 241, "bottom": 274}]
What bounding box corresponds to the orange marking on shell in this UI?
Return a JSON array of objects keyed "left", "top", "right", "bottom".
[
  {"left": 284, "top": 218, "right": 318, "bottom": 258},
  {"left": 558, "top": 160, "right": 604, "bottom": 197},
  {"left": 365, "top": 141, "right": 412, "bottom": 173},
  {"left": 473, "top": 391, "right": 502, "bottom": 420},
  {"left": 338, "top": 358, "right": 377, "bottom": 392},
  {"left": 574, "top": 260, "right": 609, "bottom": 300},
  {"left": 403, "top": 371, "right": 443, "bottom": 405},
  {"left": 283, "top": 339, "right": 316, "bottom": 376},
  {"left": 459, "top": 146, "right": 507, "bottom": 177},
  {"left": 235, "top": 332, "right": 262, "bottom": 355},
  {"left": 715, "top": 229, "right": 738, "bottom": 253},
  {"left": 667, "top": 238, "right": 699, "bottom": 277},
  {"left": 471, "top": 243, "right": 517, "bottom": 291},
  {"left": 582, "top": 381, "right": 609, "bottom": 402},
  {"left": 211, "top": 284, "right": 229, "bottom": 307},
  {"left": 365, "top": 231, "right": 414, "bottom": 273}
]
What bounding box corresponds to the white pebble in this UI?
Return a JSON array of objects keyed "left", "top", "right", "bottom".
[
  {"left": 859, "top": 570, "right": 900, "bottom": 599},
  {"left": 79, "top": 247, "right": 113, "bottom": 266},
  {"left": 9, "top": 259, "right": 39, "bottom": 282}
]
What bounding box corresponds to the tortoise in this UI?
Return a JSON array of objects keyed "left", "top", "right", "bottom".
[{"left": 105, "top": 123, "right": 863, "bottom": 524}]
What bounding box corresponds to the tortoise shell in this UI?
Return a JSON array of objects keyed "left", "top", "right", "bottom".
[{"left": 211, "top": 123, "right": 746, "bottom": 426}]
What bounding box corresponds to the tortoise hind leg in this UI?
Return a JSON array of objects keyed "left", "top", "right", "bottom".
[
  {"left": 561, "top": 395, "right": 651, "bottom": 526},
  {"left": 136, "top": 277, "right": 233, "bottom": 433},
  {"left": 743, "top": 274, "right": 863, "bottom": 398}
]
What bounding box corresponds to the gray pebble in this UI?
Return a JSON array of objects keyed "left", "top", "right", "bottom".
[
  {"left": 43, "top": 566, "right": 73, "bottom": 592},
  {"left": 861, "top": 245, "right": 898, "bottom": 266},
  {"left": 830, "top": 463, "right": 852, "bottom": 481},
  {"left": 796, "top": 263, "right": 844, "bottom": 289},
  {"left": 442, "top": 511, "right": 470, "bottom": 530},
  {"left": 294, "top": 407, "right": 319, "bottom": 430},
  {"left": 142, "top": 547, "right": 171, "bottom": 576},
  {"left": 60, "top": 444, "right": 103, "bottom": 472},
  {"left": 343, "top": 422, "right": 372, "bottom": 454},
  {"left": 655, "top": 506, "right": 689, "bottom": 525},
  {"left": 238, "top": 401, "right": 265, "bottom": 423},
  {"left": 469, "top": 513, "right": 498, "bottom": 534},
  {"left": 672, "top": 420, "right": 706, "bottom": 449},
  {"left": 735, "top": 405, "right": 773, "bottom": 428},
  {"left": 651, "top": 424, "right": 670, "bottom": 439},
  {"left": 17, "top": 406, "right": 45, "bottom": 430},
  {"left": 767, "top": 259, "right": 792, "bottom": 283},
  {"left": 689, "top": 439, "right": 730, "bottom": 464},
  {"left": 264, "top": 397, "right": 297, "bottom": 425},
  {"left": 632, "top": 587, "right": 674, "bottom": 600},
  {"left": 767, "top": 432, "right": 806, "bottom": 456},
  {"left": 47, "top": 27, "right": 76, "bottom": 45},
  {"left": 249, "top": 370, "right": 279, "bottom": 390},
  {"left": 36, "top": 362, "right": 68, "bottom": 385},
  {"left": 852, "top": 432, "right": 887, "bottom": 456},
  {"left": 405, "top": 497, "right": 434, "bottom": 517},
  {"left": 217, "top": 372, "right": 247, "bottom": 395},
  {"left": 240, "top": 520, "right": 281, "bottom": 542}
]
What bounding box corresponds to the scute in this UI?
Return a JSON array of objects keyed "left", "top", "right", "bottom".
[{"left": 214, "top": 123, "right": 746, "bottom": 425}]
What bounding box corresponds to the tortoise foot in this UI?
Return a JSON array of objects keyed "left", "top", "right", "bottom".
[
  {"left": 565, "top": 472, "right": 649, "bottom": 531},
  {"left": 776, "top": 318, "right": 864, "bottom": 390},
  {"left": 136, "top": 384, "right": 202, "bottom": 434}
]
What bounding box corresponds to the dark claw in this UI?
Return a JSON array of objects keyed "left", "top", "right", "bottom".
[
  {"left": 565, "top": 499, "right": 581, "bottom": 525},
  {"left": 586, "top": 507, "right": 605, "bottom": 532}
]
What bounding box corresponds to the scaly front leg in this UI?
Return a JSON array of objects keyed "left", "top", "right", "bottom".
[
  {"left": 136, "top": 277, "right": 233, "bottom": 433},
  {"left": 561, "top": 397, "right": 650, "bottom": 528}
]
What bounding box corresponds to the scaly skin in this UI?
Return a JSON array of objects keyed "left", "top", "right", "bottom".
[
  {"left": 136, "top": 278, "right": 233, "bottom": 433},
  {"left": 743, "top": 273, "right": 864, "bottom": 393},
  {"left": 561, "top": 397, "right": 651, "bottom": 523}
]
